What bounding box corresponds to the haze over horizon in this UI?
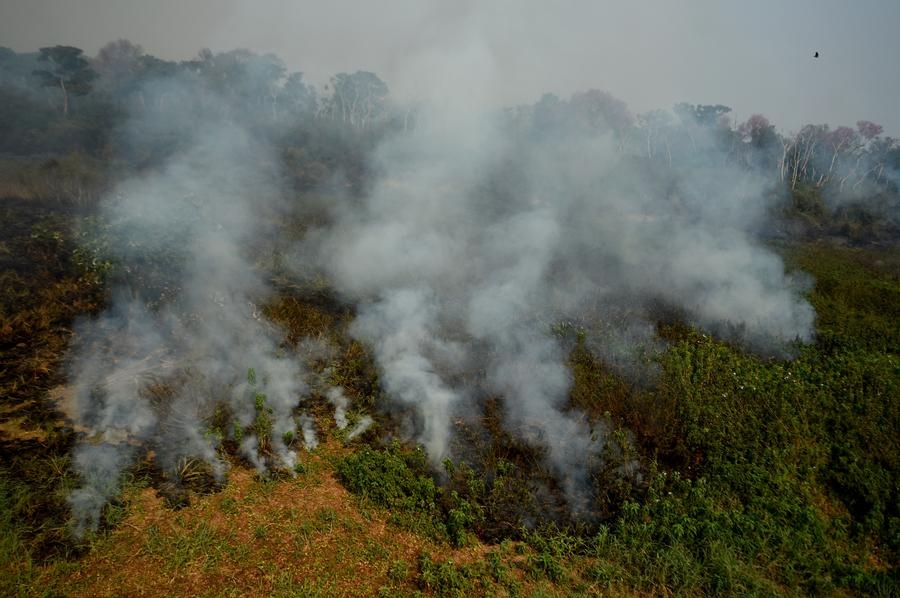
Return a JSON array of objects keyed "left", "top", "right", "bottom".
[{"left": 1, "top": 0, "right": 898, "bottom": 136}]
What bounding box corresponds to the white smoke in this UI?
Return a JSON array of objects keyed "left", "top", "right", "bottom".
[
  {"left": 65, "top": 23, "right": 818, "bottom": 527},
  {"left": 347, "top": 415, "right": 374, "bottom": 440},
  {"left": 306, "top": 29, "right": 815, "bottom": 511},
  {"left": 299, "top": 414, "right": 318, "bottom": 451},
  {"left": 326, "top": 386, "right": 349, "bottom": 430},
  {"left": 67, "top": 119, "right": 311, "bottom": 535}
]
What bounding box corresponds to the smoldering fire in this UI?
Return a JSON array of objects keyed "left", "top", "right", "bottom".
[{"left": 65, "top": 63, "right": 816, "bottom": 538}]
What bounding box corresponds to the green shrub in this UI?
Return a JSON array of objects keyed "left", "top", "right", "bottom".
[
  {"left": 417, "top": 553, "right": 484, "bottom": 598},
  {"left": 335, "top": 443, "right": 447, "bottom": 540}
]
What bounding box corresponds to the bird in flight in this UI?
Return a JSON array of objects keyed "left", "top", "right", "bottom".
[{"left": 814, "top": 51, "right": 819, "bottom": 58}]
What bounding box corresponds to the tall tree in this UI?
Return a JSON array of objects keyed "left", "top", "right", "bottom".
[
  {"left": 637, "top": 109, "right": 674, "bottom": 164},
  {"left": 674, "top": 103, "right": 732, "bottom": 128},
  {"left": 568, "top": 89, "right": 634, "bottom": 136},
  {"left": 856, "top": 120, "right": 883, "bottom": 141},
  {"left": 737, "top": 113, "right": 779, "bottom": 171},
  {"left": 33, "top": 45, "right": 96, "bottom": 116},
  {"left": 0, "top": 47, "right": 16, "bottom": 86},
  {"left": 325, "top": 71, "right": 389, "bottom": 129},
  {"left": 242, "top": 52, "right": 286, "bottom": 116},
  {"left": 92, "top": 39, "right": 144, "bottom": 102},
  {"left": 783, "top": 124, "right": 828, "bottom": 189},
  {"left": 184, "top": 48, "right": 286, "bottom": 117},
  {"left": 282, "top": 72, "right": 317, "bottom": 116}
]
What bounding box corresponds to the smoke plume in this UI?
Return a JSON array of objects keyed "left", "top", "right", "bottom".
[
  {"left": 65, "top": 29, "right": 820, "bottom": 529},
  {"left": 66, "top": 115, "right": 314, "bottom": 535},
  {"left": 308, "top": 68, "right": 815, "bottom": 511}
]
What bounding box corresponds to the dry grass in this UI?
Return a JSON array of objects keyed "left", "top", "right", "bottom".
[
  {"left": 0, "top": 200, "right": 104, "bottom": 445},
  {"left": 22, "top": 442, "right": 510, "bottom": 597}
]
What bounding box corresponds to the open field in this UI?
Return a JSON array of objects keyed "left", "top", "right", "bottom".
[{"left": 0, "top": 191, "right": 897, "bottom": 597}]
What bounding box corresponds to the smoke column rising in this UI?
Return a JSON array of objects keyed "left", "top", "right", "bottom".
[
  {"left": 308, "top": 30, "right": 815, "bottom": 509},
  {"left": 67, "top": 120, "right": 312, "bottom": 536},
  {"left": 64, "top": 21, "right": 819, "bottom": 528}
]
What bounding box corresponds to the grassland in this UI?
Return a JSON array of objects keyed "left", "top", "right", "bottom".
[{"left": 0, "top": 192, "right": 897, "bottom": 597}]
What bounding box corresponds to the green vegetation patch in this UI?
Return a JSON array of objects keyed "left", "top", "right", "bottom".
[{"left": 335, "top": 443, "right": 454, "bottom": 542}]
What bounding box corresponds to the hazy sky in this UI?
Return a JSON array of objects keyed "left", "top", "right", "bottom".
[{"left": 1, "top": 0, "right": 898, "bottom": 134}]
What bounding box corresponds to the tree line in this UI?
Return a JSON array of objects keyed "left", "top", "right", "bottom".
[
  {"left": 0, "top": 39, "right": 897, "bottom": 217},
  {"left": 0, "top": 41, "right": 392, "bottom": 125}
]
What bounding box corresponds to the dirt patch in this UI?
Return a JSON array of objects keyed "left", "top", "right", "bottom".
[
  {"left": 30, "top": 441, "right": 508, "bottom": 597},
  {"left": 47, "top": 384, "right": 80, "bottom": 426},
  {"left": 0, "top": 414, "right": 49, "bottom": 442}
]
